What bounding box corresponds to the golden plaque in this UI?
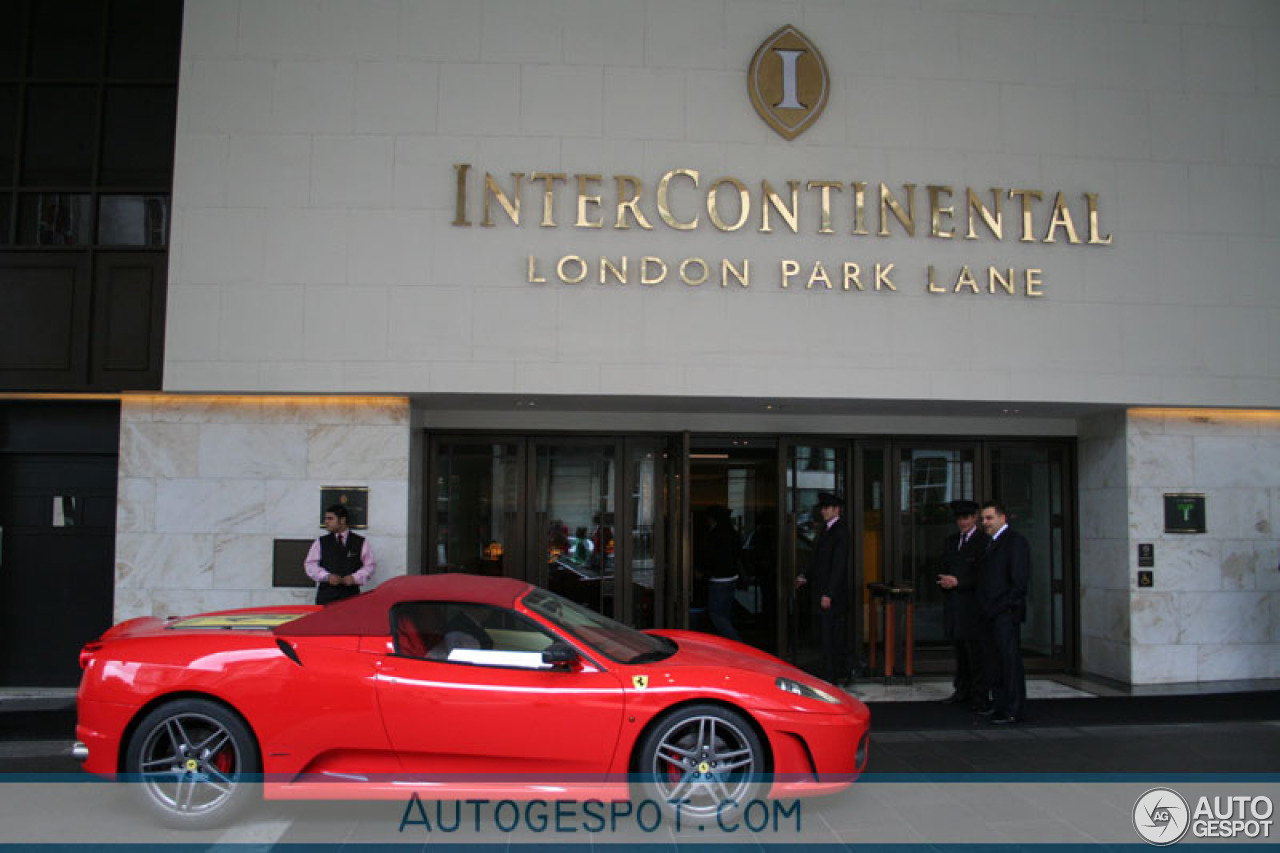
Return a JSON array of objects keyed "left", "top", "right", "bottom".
[{"left": 747, "top": 25, "right": 830, "bottom": 140}]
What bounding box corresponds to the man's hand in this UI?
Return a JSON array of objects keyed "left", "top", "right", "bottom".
[
  {"left": 342, "top": 575, "right": 356, "bottom": 587},
  {"left": 937, "top": 574, "right": 958, "bottom": 590},
  {"left": 820, "top": 595, "right": 831, "bottom": 610},
  {"left": 327, "top": 573, "right": 341, "bottom": 586}
]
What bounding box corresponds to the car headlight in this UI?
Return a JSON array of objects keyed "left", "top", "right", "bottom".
[{"left": 775, "top": 676, "right": 841, "bottom": 704}]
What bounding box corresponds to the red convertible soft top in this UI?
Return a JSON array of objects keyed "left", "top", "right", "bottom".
[{"left": 274, "top": 573, "right": 534, "bottom": 637}]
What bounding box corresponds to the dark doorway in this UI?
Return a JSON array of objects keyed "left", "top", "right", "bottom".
[
  {"left": 688, "top": 437, "right": 778, "bottom": 653},
  {"left": 0, "top": 401, "right": 119, "bottom": 685}
]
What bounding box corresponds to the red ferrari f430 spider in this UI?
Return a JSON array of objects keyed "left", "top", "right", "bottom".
[{"left": 75, "top": 574, "right": 870, "bottom": 828}]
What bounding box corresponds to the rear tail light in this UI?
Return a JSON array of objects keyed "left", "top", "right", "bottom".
[{"left": 79, "top": 642, "right": 103, "bottom": 670}]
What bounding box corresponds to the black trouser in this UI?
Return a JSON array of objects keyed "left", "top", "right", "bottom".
[
  {"left": 818, "top": 610, "right": 847, "bottom": 685},
  {"left": 952, "top": 634, "right": 986, "bottom": 701},
  {"left": 316, "top": 582, "right": 360, "bottom": 605},
  {"left": 980, "top": 612, "right": 1025, "bottom": 719}
]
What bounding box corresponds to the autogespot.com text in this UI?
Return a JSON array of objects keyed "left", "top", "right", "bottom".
[{"left": 397, "top": 792, "right": 802, "bottom": 836}]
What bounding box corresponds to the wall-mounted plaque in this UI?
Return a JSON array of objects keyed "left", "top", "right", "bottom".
[
  {"left": 272, "top": 539, "right": 315, "bottom": 588},
  {"left": 321, "top": 486, "right": 369, "bottom": 529},
  {"left": 1138, "top": 570, "right": 1154, "bottom": 588},
  {"left": 1137, "top": 543, "right": 1154, "bottom": 567},
  {"left": 1163, "top": 493, "right": 1206, "bottom": 534}
]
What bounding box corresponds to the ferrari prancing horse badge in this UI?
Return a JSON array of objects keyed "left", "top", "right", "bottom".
[{"left": 632, "top": 675, "right": 649, "bottom": 690}]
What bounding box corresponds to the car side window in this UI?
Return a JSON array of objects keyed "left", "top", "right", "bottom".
[{"left": 392, "top": 602, "right": 557, "bottom": 669}]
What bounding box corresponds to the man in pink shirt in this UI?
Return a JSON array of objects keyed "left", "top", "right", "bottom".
[{"left": 304, "top": 504, "right": 375, "bottom": 604}]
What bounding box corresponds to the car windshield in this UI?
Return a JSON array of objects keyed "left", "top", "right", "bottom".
[{"left": 522, "top": 589, "right": 675, "bottom": 664}]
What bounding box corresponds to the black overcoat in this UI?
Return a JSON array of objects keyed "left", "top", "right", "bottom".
[
  {"left": 940, "top": 527, "right": 989, "bottom": 640},
  {"left": 976, "top": 527, "right": 1031, "bottom": 623},
  {"left": 809, "top": 516, "right": 850, "bottom": 616}
]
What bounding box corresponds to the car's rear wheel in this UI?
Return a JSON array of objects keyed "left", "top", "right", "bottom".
[
  {"left": 124, "top": 698, "right": 260, "bottom": 829},
  {"left": 634, "top": 704, "right": 766, "bottom": 823}
]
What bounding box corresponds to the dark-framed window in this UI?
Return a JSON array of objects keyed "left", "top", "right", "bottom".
[{"left": 0, "top": 0, "right": 183, "bottom": 391}]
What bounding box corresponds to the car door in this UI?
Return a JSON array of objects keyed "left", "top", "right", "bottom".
[{"left": 375, "top": 602, "right": 627, "bottom": 781}]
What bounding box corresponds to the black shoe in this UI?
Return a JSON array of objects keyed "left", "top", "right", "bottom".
[
  {"left": 990, "top": 714, "right": 1019, "bottom": 725},
  {"left": 938, "top": 692, "right": 968, "bottom": 705}
]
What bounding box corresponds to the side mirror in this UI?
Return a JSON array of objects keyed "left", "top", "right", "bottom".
[{"left": 542, "top": 641, "right": 579, "bottom": 669}]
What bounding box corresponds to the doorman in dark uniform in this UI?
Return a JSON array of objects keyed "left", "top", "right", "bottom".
[
  {"left": 304, "top": 504, "right": 376, "bottom": 604},
  {"left": 795, "top": 492, "right": 850, "bottom": 686},
  {"left": 935, "top": 500, "right": 990, "bottom": 707},
  {"left": 976, "top": 501, "right": 1030, "bottom": 724}
]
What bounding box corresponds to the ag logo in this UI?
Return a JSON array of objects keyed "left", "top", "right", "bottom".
[
  {"left": 631, "top": 675, "right": 648, "bottom": 690},
  {"left": 1133, "top": 787, "right": 1190, "bottom": 845},
  {"left": 747, "top": 25, "right": 830, "bottom": 140}
]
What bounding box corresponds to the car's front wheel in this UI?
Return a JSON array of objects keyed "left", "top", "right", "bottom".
[
  {"left": 633, "top": 703, "right": 766, "bottom": 823},
  {"left": 124, "top": 698, "right": 261, "bottom": 829}
]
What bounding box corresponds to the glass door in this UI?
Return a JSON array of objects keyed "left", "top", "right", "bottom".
[
  {"left": 886, "top": 440, "right": 1074, "bottom": 672},
  {"left": 688, "top": 437, "right": 778, "bottom": 651},
  {"left": 531, "top": 440, "right": 617, "bottom": 617},
  {"left": 623, "top": 438, "right": 666, "bottom": 629},
  {"left": 428, "top": 434, "right": 672, "bottom": 630},
  {"left": 431, "top": 438, "right": 524, "bottom": 577},
  {"left": 892, "top": 445, "right": 979, "bottom": 650},
  {"left": 855, "top": 444, "right": 888, "bottom": 670},
  {"left": 988, "top": 443, "right": 1072, "bottom": 669},
  {"left": 781, "top": 441, "right": 848, "bottom": 672}
]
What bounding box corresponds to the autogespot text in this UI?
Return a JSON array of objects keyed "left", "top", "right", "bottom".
[{"left": 398, "top": 793, "right": 802, "bottom": 835}]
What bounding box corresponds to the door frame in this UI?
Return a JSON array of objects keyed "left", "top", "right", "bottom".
[
  {"left": 985, "top": 439, "right": 1079, "bottom": 673},
  {"left": 424, "top": 429, "right": 1079, "bottom": 674},
  {"left": 776, "top": 436, "right": 854, "bottom": 663}
]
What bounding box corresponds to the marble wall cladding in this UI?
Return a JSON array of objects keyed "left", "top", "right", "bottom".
[
  {"left": 116, "top": 478, "right": 156, "bottom": 534},
  {"left": 1177, "top": 591, "right": 1272, "bottom": 646},
  {"left": 116, "top": 532, "right": 215, "bottom": 589},
  {"left": 1079, "top": 536, "right": 1130, "bottom": 591},
  {"left": 1130, "top": 592, "right": 1179, "bottom": 646},
  {"left": 1081, "top": 635, "right": 1130, "bottom": 683},
  {"left": 1140, "top": 536, "right": 1223, "bottom": 593},
  {"left": 1221, "top": 541, "right": 1260, "bottom": 590},
  {"left": 1196, "top": 643, "right": 1278, "bottom": 681},
  {"left": 120, "top": 422, "right": 200, "bottom": 479},
  {"left": 115, "top": 395, "right": 411, "bottom": 621},
  {"left": 1131, "top": 643, "right": 1199, "bottom": 684},
  {"left": 1128, "top": 435, "right": 1194, "bottom": 490},
  {"left": 1077, "top": 412, "right": 1131, "bottom": 682},
  {"left": 1080, "top": 486, "right": 1130, "bottom": 542},
  {"left": 155, "top": 479, "right": 268, "bottom": 534},
  {"left": 1080, "top": 586, "right": 1130, "bottom": 645},
  {"left": 306, "top": 424, "right": 410, "bottom": 480},
  {"left": 1123, "top": 410, "right": 1280, "bottom": 684},
  {"left": 1079, "top": 429, "right": 1128, "bottom": 491},
  {"left": 198, "top": 424, "right": 309, "bottom": 478},
  {"left": 1208, "top": 489, "right": 1274, "bottom": 540},
  {"left": 1258, "top": 542, "right": 1280, "bottom": 593}
]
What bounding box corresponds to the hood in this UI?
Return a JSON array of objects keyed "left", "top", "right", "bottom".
[{"left": 654, "top": 629, "right": 829, "bottom": 683}]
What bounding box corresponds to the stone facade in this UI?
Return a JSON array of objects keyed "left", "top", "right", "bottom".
[
  {"left": 167, "top": 0, "right": 1280, "bottom": 407},
  {"left": 115, "top": 395, "right": 411, "bottom": 621},
  {"left": 1079, "top": 409, "right": 1280, "bottom": 683},
  {"left": 130, "top": 1, "right": 1280, "bottom": 684}
]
